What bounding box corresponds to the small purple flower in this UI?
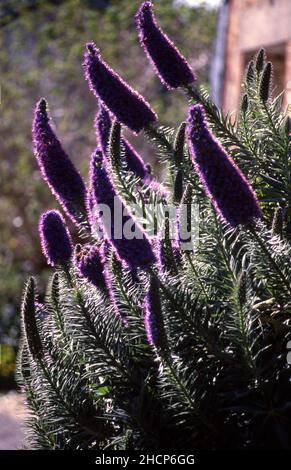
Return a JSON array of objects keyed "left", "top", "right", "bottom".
[
  {"left": 144, "top": 276, "right": 168, "bottom": 351},
  {"left": 84, "top": 42, "right": 157, "bottom": 133},
  {"left": 32, "top": 99, "right": 88, "bottom": 225},
  {"left": 39, "top": 210, "right": 73, "bottom": 266},
  {"left": 136, "top": 2, "right": 196, "bottom": 90},
  {"left": 89, "top": 150, "right": 156, "bottom": 269},
  {"left": 95, "top": 105, "right": 148, "bottom": 178},
  {"left": 74, "top": 244, "right": 106, "bottom": 289},
  {"left": 187, "top": 105, "right": 262, "bottom": 227}
]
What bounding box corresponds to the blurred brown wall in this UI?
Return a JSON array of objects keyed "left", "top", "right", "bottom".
[{"left": 223, "top": 0, "right": 291, "bottom": 111}]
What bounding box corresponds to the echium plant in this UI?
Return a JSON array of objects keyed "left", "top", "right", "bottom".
[{"left": 18, "top": 2, "right": 291, "bottom": 450}]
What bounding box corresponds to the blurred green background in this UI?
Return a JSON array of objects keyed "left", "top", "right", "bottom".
[{"left": 0, "top": 0, "right": 217, "bottom": 384}]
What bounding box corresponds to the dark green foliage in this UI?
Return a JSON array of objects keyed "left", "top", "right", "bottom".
[{"left": 18, "top": 42, "right": 291, "bottom": 452}]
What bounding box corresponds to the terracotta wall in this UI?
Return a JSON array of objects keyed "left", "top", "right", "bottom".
[
  {"left": 285, "top": 41, "right": 291, "bottom": 110},
  {"left": 222, "top": 0, "right": 291, "bottom": 113}
]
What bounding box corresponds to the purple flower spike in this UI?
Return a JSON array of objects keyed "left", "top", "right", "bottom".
[
  {"left": 136, "top": 2, "right": 196, "bottom": 90},
  {"left": 89, "top": 150, "right": 156, "bottom": 269},
  {"left": 39, "top": 210, "right": 73, "bottom": 266},
  {"left": 33, "top": 99, "right": 88, "bottom": 225},
  {"left": 144, "top": 276, "right": 168, "bottom": 351},
  {"left": 84, "top": 42, "right": 157, "bottom": 133},
  {"left": 187, "top": 105, "right": 262, "bottom": 227},
  {"left": 95, "top": 105, "right": 112, "bottom": 156},
  {"left": 95, "top": 105, "right": 148, "bottom": 178},
  {"left": 75, "top": 244, "right": 106, "bottom": 289}
]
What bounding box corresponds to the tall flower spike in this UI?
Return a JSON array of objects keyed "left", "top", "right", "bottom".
[
  {"left": 74, "top": 244, "right": 106, "bottom": 290},
  {"left": 144, "top": 276, "right": 168, "bottom": 351},
  {"left": 39, "top": 210, "right": 73, "bottom": 266},
  {"left": 136, "top": 2, "right": 196, "bottom": 90},
  {"left": 187, "top": 105, "right": 262, "bottom": 227},
  {"left": 33, "top": 99, "right": 88, "bottom": 225},
  {"left": 95, "top": 105, "right": 111, "bottom": 156},
  {"left": 89, "top": 149, "right": 156, "bottom": 269},
  {"left": 84, "top": 43, "right": 157, "bottom": 133},
  {"left": 95, "top": 105, "right": 148, "bottom": 178}
]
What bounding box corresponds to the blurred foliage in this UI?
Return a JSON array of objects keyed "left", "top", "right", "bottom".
[
  {"left": 0, "top": 344, "right": 16, "bottom": 389},
  {"left": 0, "top": 0, "right": 216, "bottom": 351}
]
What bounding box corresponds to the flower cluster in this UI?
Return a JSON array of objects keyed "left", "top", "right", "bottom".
[
  {"left": 33, "top": 4, "right": 262, "bottom": 357},
  {"left": 33, "top": 99, "right": 88, "bottom": 225},
  {"left": 187, "top": 105, "right": 262, "bottom": 227},
  {"left": 39, "top": 210, "right": 73, "bottom": 266},
  {"left": 74, "top": 244, "right": 106, "bottom": 289},
  {"left": 136, "top": 2, "right": 196, "bottom": 89},
  {"left": 84, "top": 42, "right": 157, "bottom": 133}
]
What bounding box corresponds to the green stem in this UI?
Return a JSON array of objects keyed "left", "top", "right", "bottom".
[
  {"left": 37, "top": 357, "right": 98, "bottom": 437},
  {"left": 151, "top": 269, "right": 196, "bottom": 332}
]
